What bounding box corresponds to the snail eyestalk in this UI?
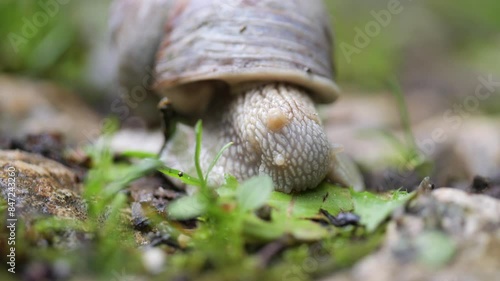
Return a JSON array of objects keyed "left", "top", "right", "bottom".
[{"left": 158, "top": 98, "right": 177, "bottom": 141}]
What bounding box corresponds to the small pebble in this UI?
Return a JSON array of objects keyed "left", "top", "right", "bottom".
[{"left": 142, "top": 247, "right": 166, "bottom": 274}]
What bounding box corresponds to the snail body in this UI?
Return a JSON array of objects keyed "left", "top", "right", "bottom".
[{"left": 110, "top": 0, "right": 363, "bottom": 193}]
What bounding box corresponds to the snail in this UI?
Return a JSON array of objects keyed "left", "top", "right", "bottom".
[{"left": 110, "top": 0, "right": 364, "bottom": 193}]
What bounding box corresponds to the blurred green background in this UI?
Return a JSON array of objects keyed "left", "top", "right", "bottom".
[
  {"left": 0, "top": 0, "right": 111, "bottom": 104},
  {"left": 1, "top": 0, "right": 500, "bottom": 104}
]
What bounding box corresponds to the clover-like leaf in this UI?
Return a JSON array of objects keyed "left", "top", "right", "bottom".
[
  {"left": 167, "top": 195, "right": 207, "bottom": 220},
  {"left": 351, "top": 189, "right": 414, "bottom": 232},
  {"left": 237, "top": 175, "right": 274, "bottom": 211},
  {"left": 268, "top": 183, "right": 353, "bottom": 219}
]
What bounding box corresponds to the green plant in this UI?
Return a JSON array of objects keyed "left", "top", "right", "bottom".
[
  {"left": 1, "top": 118, "right": 415, "bottom": 280},
  {"left": 155, "top": 120, "right": 414, "bottom": 280}
]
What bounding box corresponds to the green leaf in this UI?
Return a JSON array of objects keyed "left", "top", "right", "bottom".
[
  {"left": 243, "top": 213, "right": 329, "bottom": 242},
  {"left": 167, "top": 195, "right": 207, "bottom": 220},
  {"left": 330, "top": 229, "right": 385, "bottom": 268},
  {"left": 320, "top": 183, "right": 354, "bottom": 215},
  {"left": 103, "top": 159, "right": 163, "bottom": 197},
  {"left": 158, "top": 167, "right": 201, "bottom": 187},
  {"left": 351, "top": 189, "right": 414, "bottom": 232},
  {"left": 287, "top": 219, "right": 329, "bottom": 241},
  {"left": 194, "top": 120, "right": 204, "bottom": 185},
  {"left": 286, "top": 189, "right": 325, "bottom": 218},
  {"left": 217, "top": 174, "right": 239, "bottom": 197},
  {"left": 243, "top": 215, "right": 286, "bottom": 241},
  {"left": 237, "top": 176, "right": 274, "bottom": 211},
  {"left": 103, "top": 192, "right": 128, "bottom": 231},
  {"left": 268, "top": 183, "right": 353, "bottom": 219},
  {"left": 223, "top": 175, "right": 239, "bottom": 189},
  {"left": 241, "top": 183, "right": 353, "bottom": 243},
  {"left": 204, "top": 142, "right": 233, "bottom": 182},
  {"left": 120, "top": 150, "right": 158, "bottom": 159}
]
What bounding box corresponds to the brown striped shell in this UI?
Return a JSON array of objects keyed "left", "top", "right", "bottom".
[{"left": 154, "top": 0, "right": 339, "bottom": 115}]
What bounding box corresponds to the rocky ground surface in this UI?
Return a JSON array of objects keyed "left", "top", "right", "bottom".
[
  {"left": 322, "top": 188, "right": 500, "bottom": 281},
  {"left": 0, "top": 75, "right": 101, "bottom": 145},
  {"left": 0, "top": 150, "right": 85, "bottom": 220}
]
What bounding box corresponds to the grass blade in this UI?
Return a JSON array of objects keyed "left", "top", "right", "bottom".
[
  {"left": 204, "top": 142, "right": 233, "bottom": 183},
  {"left": 158, "top": 167, "right": 201, "bottom": 187},
  {"left": 194, "top": 120, "right": 204, "bottom": 186},
  {"left": 120, "top": 150, "right": 158, "bottom": 159},
  {"left": 388, "top": 78, "right": 417, "bottom": 150}
]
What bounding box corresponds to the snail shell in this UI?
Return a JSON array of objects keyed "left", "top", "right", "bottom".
[{"left": 154, "top": 0, "right": 339, "bottom": 115}]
